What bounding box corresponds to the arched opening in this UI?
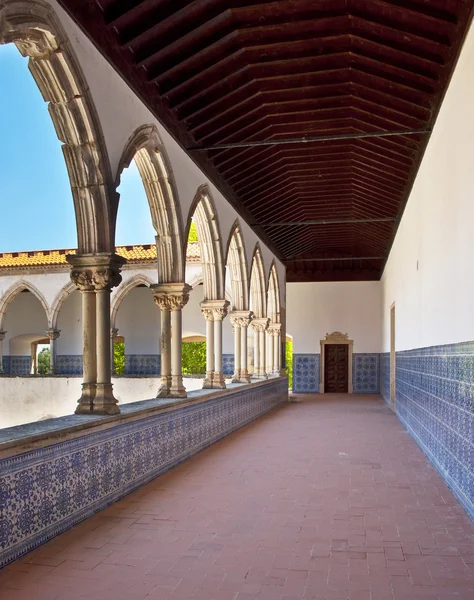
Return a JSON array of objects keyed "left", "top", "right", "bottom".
[
  {"left": 249, "top": 245, "right": 266, "bottom": 319},
  {"left": 225, "top": 221, "right": 249, "bottom": 312},
  {"left": 267, "top": 262, "right": 281, "bottom": 324},
  {"left": 115, "top": 125, "right": 184, "bottom": 283},
  {"left": 55, "top": 288, "right": 82, "bottom": 375},
  {"left": 111, "top": 276, "right": 159, "bottom": 376},
  {"left": 0, "top": 0, "right": 113, "bottom": 254},
  {"left": 0, "top": 286, "right": 49, "bottom": 375}
]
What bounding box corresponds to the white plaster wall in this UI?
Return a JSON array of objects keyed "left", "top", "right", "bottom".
[
  {"left": 183, "top": 284, "right": 206, "bottom": 339},
  {"left": 116, "top": 287, "right": 160, "bottom": 354},
  {"left": 3, "top": 292, "right": 48, "bottom": 354},
  {"left": 0, "top": 376, "right": 211, "bottom": 429},
  {"left": 381, "top": 21, "right": 474, "bottom": 352},
  {"left": 287, "top": 282, "right": 382, "bottom": 354},
  {"left": 56, "top": 290, "right": 81, "bottom": 355},
  {"left": 48, "top": 0, "right": 286, "bottom": 307}
]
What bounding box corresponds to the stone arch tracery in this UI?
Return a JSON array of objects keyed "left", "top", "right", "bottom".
[
  {"left": 224, "top": 220, "right": 249, "bottom": 311},
  {"left": 0, "top": 280, "right": 50, "bottom": 329},
  {"left": 267, "top": 261, "right": 281, "bottom": 323},
  {"left": 249, "top": 244, "right": 266, "bottom": 319},
  {"left": 185, "top": 186, "right": 225, "bottom": 301},
  {"left": 50, "top": 281, "right": 76, "bottom": 330},
  {"left": 115, "top": 125, "right": 184, "bottom": 283},
  {"left": 0, "top": 0, "right": 114, "bottom": 254},
  {"left": 111, "top": 273, "right": 155, "bottom": 328}
]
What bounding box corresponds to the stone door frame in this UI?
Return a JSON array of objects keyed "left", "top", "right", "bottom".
[{"left": 320, "top": 331, "right": 354, "bottom": 394}]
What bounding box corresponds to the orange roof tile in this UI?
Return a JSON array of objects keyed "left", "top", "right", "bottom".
[{"left": 0, "top": 243, "right": 200, "bottom": 270}]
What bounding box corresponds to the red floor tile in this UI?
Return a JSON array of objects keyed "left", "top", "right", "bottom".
[{"left": 1, "top": 394, "right": 474, "bottom": 600}]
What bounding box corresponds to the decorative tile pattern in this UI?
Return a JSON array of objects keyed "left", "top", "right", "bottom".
[
  {"left": 394, "top": 342, "right": 474, "bottom": 519},
  {"left": 222, "top": 354, "right": 234, "bottom": 376},
  {"left": 9, "top": 356, "right": 31, "bottom": 376},
  {"left": 293, "top": 354, "right": 320, "bottom": 393},
  {"left": 1, "top": 355, "right": 11, "bottom": 375},
  {"left": 379, "top": 352, "right": 390, "bottom": 404},
  {"left": 352, "top": 353, "right": 379, "bottom": 393},
  {"left": 56, "top": 355, "right": 83, "bottom": 376},
  {"left": 0, "top": 379, "right": 288, "bottom": 567},
  {"left": 124, "top": 354, "right": 161, "bottom": 375}
]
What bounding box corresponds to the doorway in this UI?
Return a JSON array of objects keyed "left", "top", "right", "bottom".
[{"left": 324, "top": 344, "right": 349, "bottom": 393}]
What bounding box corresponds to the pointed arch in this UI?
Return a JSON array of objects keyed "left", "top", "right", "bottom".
[
  {"left": 50, "top": 281, "right": 76, "bottom": 329},
  {"left": 224, "top": 220, "right": 249, "bottom": 311},
  {"left": 185, "top": 185, "right": 225, "bottom": 300},
  {"left": 115, "top": 124, "right": 185, "bottom": 283},
  {"left": 0, "top": 280, "right": 50, "bottom": 329},
  {"left": 110, "top": 273, "right": 155, "bottom": 328},
  {"left": 249, "top": 244, "right": 266, "bottom": 318},
  {"left": 267, "top": 261, "right": 281, "bottom": 323},
  {"left": 0, "top": 0, "right": 114, "bottom": 253}
]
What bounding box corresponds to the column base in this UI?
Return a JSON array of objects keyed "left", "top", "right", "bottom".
[
  {"left": 157, "top": 376, "right": 172, "bottom": 398},
  {"left": 202, "top": 372, "right": 226, "bottom": 389},
  {"left": 92, "top": 383, "right": 120, "bottom": 415},
  {"left": 232, "top": 370, "right": 251, "bottom": 384},
  {"left": 169, "top": 376, "right": 187, "bottom": 398},
  {"left": 75, "top": 383, "right": 120, "bottom": 415}
]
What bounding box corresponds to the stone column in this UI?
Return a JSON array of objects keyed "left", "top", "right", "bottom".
[
  {"left": 0, "top": 330, "right": 6, "bottom": 374},
  {"left": 268, "top": 323, "right": 282, "bottom": 375},
  {"left": 45, "top": 328, "right": 60, "bottom": 375},
  {"left": 110, "top": 328, "right": 118, "bottom": 374},
  {"left": 251, "top": 318, "right": 270, "bottom": 379},
  {"left": 201, "top": 300, "right": 230, "bottom": 389},
  {"left": 266, "top": 329, "right": 274, "bottom": 375},
  {"left": 152, "top": 283, "right": 192, "bottom": 398},
  {"left": 230, "top": 311, "right": 253, "bottom": 383},
  {"left": 68, "top": 253, "right": 125, "bottom": 415}
]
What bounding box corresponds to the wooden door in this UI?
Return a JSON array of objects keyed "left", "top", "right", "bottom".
[{"left": 324, "top": 344, "right": 349, "bottom": 393}]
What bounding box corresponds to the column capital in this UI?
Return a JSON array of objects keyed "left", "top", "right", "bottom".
[
  {"left": 45, "top": 328, "right": 61, "bottom": 341},
  {"left": 67, "top": 253, "right": 126, "bottom": 292},
  {"left": 229, "top": 310, "right": 253, "bottom": 328},
  {"left": 151, "top": 282, "right": 192, "bottom": 311},
  {"left": 268, "top": 323, "right": 282, "bottom": 336},
  {"left": 200, "top": 299, "right": 230, "bottom": 321},
  {"left": 250, "top": 317, "right": 270, "bottom": 333},
  {"left": 111, "top": 327, "right": 119, "bottom": 339},
  {"left": 0, "top": 330, "right": 6, "bottom": 341}
]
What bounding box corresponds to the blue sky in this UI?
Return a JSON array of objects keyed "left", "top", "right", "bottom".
[{"left": 0, "top": 44, "right": 154, "bottom": 253}]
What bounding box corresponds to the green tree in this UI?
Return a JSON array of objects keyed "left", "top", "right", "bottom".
[
  {"left": 182, "top": 342, "right": 206, "bottom": 374},
  {"left": 188, "top": 221, "right": 198, "bottom": 242},
  {"left": 285, "top": 340, "right": 293, "bottom": 389},
  {"left": 114, "top": 342, "right": 125, "bottom": 375},
  {"left": 37, "top": 348, "right": 51, "bottom": 375}
]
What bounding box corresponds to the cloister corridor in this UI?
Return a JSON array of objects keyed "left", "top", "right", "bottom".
[{"left": 1, "top": 395, "right": 472, "bottom": 600}]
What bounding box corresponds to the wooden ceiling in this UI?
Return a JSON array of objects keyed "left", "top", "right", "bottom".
[{"left": 57, "top": 0, "right": 474, "bottom": 281}]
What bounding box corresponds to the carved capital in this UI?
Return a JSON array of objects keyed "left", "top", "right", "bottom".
[
  {"left": 229, "top": 311, "right": 253, "bottom": 329},
  {"left": 68, "top": 254, "right": 125, "bottom": 293},
  {"left": 250, "top": 318, "right": 270, "bottom": 334},
  {"left": 111, "top": 328, "right": 119, "bottom": 339},
  {"left": 268, "top": 323, "right": 282, "bottom": 336},
  {"left": 152, "top": 283, "right": 192, "bottom": 312},
  {"left": 0, "top": 330, "right": 6, "bottom": 342},
  {"left": 46, "top": 328, "right": 61, "bottom": 341},
  {"left": 200, "top": 300, "right": 230, "bottom": 322}
]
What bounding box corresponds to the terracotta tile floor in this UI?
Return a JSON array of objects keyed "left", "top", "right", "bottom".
[{"left": 1, "top": 394, "right": 474, "bottom": 600}]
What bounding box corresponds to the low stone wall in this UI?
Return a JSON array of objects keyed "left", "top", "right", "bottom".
[
  {"left": 0, "top": 378, "right": 288, "bottom": 567},
  {"left": 0, "top": 376, "right": 226, "bottom": 429}
]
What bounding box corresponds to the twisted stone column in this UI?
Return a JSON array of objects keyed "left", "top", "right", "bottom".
[
  {"left": 201, "top": 300, "right": 230, "bottom": 389},
  {"left": 45, "top": 328, "right": 60, "bottom": 375},
  {"left": 251, "top": 318, "right": 270, "bottom": 379},
  {"left": 0, "top": 330, "right": 6, "bottom": 374},
  {"left": 229, "top": 312, "right": 252, "bottom": 383},
  {"left": 152, "top": 283, "right": 191, "bottom": 398},
  {"left": 68, "top": 253, "right": 125, "bottom": 415}
]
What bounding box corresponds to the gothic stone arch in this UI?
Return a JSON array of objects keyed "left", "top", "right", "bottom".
[
  {"left": 0, "top": 0, "right": 114, "bottom": 254},
  {"left": 110, "top": 273, "right": 155, "bottom": 328},
  {"left": 185, "top": 186, "right": 225, "bottom": 301},
  {"left": 267, "top": 261, "right": 281, "bottom": 324},
  {"left": 249, "top": 244, "right": 266, "bottom": 318},
  {"left": 0, "top": 280, "right": 50, "bottom": 329},
  {"left": 116, "top": 125, "right": 184, "bottom": 283},
  {"left": 224, "top": 220, "right": 249, "bottom": 311}
]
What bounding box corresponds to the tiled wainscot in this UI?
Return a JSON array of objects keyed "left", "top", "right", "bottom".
[
  {"left": 0, "top": 378, "right": 288, "bottom": 567},
  {"left": 380, "top": 342, "right": 474, "bottom": 519},
  {"left": 124, "top": 354, "right": 161, "bottom": 375}
]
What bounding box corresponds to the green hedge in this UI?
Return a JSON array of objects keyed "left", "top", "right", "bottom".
[
  {"left": 114, "top": 342, "right": 125, "bottom": 375},
  {"left": 286, "top": 341, "right": 293, "bottom": 389},
  {"left": 182, "top": 341, "right": 206, "bottom": 374}
]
